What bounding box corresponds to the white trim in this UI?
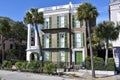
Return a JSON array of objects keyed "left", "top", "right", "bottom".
[
  {"left": 44, "top": 11, "right": 69, "bottom": 16},
  {"left": 72, "top": 48, "right": 85, "bottom": 63}
]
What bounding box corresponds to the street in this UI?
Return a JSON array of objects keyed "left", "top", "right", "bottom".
[
  {"left": 0, "top": 70, "right": 81, "bottom": 80},
  {"left": 0, "top": 70, "right": 120, "bottom": 80}
]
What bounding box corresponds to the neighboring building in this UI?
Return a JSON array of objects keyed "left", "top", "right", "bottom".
[
  {"left": 109, "top": 0, "right": 120, "bottom": 70},
  {"left": 26, "top": 2, "right": 96, "bottom": 68}
]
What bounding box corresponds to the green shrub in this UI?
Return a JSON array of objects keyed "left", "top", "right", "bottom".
[
  {"left": 44, "top": 63, "right": 56, "bottom": 74},
  {"left": 22, "top": 62, "right": 27, "bottom": 70},
  {"left": 15, "top": 62, "right": 23, "bottom": 70},
  {"left": 106, "top": 58, "right": 115, "bottom": 71},
  {"left": 26, "top": 61, "right": 40, "bottom": 72},
  {"left": 2, "top": 60, "right": 12, "bottom": 69},
  {"left": 86, "top": 57, "right": 104, "bottom": 70},
  {"left": 85, "top": 57, "right": 115, "bottom": 71}
]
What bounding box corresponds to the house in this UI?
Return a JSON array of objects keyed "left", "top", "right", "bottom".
[
  {"left": 109, "top": 0, "right": 120, "bottom": 70},
  {"left": 26, "top": 2, "right": 96, "bottom": 68}
]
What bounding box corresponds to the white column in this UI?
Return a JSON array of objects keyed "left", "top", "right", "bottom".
[
  {"left": 34, "top": 54, "right": 38, "bottom": 61},
  {"left": 27, "top": 24, "right": 31, "bottom": 50},
  {"left": 72, "top": 50, "right": 75, "bottom": 62},
  {"left": 35, "top": 28, "right": 39, "bottom": 47},
  {"left": 27, "top": 51, "right": 31, "bottom": 61}
]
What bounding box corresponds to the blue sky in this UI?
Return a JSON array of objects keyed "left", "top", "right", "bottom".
[{"left": 0, "top": 0, "right": 109, "bottom": 24}]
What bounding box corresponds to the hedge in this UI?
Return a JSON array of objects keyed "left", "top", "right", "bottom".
[
  {"left": 86, "top": 57, "right": 115, "bottom": 71},
  {"left": 2, "top": 60, "right": 12, "bottom": 69},
  {"left": 43, "top": 63, "right": 56, "bottom": 74}
]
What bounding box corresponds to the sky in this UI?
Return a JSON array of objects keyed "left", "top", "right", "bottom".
[{"left": 0, "top": 0, "right": 109, "bottom": 24}]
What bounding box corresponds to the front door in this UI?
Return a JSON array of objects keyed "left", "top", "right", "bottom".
[{"left": 75, "top": 51, "right": 82, "bottom": 65}]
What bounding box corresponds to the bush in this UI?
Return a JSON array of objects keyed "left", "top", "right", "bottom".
[
  {"left": 26, "top": 61, "right": 40, "bottom": 72},
  {"left": 2, "top": 60, "right": 12, "bottom": 69},
  {"left": 44, "top": 63, "right": 56, "bottom": 74},
  {"left": 86, "top": 57, "right": 115, "bottom": 71},
  {"left": 106, "top": 58, "right": 115, "bottom": 71},
  {"left": 15, "top": 62, "right": 23, "bottom": 70},
  {"left": 22, "top": 62, "right": 27, "bottom": 70}
]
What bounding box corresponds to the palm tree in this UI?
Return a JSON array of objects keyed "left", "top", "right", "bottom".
[
  {"left": 77, "top": 2, "right": 98, "bottom": 77},
  {"left": 24, "top": 8, "right": 44, "bottom": 72},
  {"left": 0, "top": 19, "right": 10, "bottom": 64},
  {"left": 95, "top": 21, "right": 120, "bottom": 65}
]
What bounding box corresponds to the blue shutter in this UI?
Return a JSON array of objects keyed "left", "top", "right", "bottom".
[
  {"left": 49, "top": 34, "right": 52, "bottom": 48},
  {"left": 65, "top": 33, "right": 67, "bottom": 48},
  {"left": 65, "top": 52, "right": 68, "bottom": 65},
  {"left": 64, "top": 15, "right": 67, "bottom": 28},
  {"left": 49, "top": 52, "right": 52, "bottom": 62},
  {"left": 73, "top": 33, "right": 75, "bottom": 48},
  {"left": 57, "top": 16, "right": 59, "bottom": 28},
  {"left": 42, "top": 35, "right": 44, "bottom": 48},
  {"left": 57, "top": 52, "right": 61, "bottom": 63},
  {"left": 57, "top": 33, "right": 59, "bottom": 48},
  {"left": 49, "top": 17, "right": 52, "bottom": 29},
  {"left": 72, "top": 15, "right": 75, "bottom": 28},
  {"left": 81, "top": 32, "right": 84, "bottom": 47}
]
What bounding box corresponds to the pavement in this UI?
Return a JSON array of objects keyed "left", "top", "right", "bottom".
[{"left": 0, "top": 70, "right": 120, "bottom": 80}]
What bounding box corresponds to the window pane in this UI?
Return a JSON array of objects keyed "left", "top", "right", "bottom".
[
  {"left": 44, "top": 52, "right": 49, "bottom": 61},
  {"left": 59, "top": 16, "right": 64, "bottom": 28},
  {"left": 44, "top": 34, "right": 49, "bottom": 48},
  {"left": 59, "top": 33, "right": 65, "bottom": 48},
  {"left": 75, "top": 33, "right": 81, "bottom": 48},
  {"left": 45, "top": 18, "right": 49, "bottom": 29},
  {"left": 61, "top": 51, "right": 65, "bottom": 62}
]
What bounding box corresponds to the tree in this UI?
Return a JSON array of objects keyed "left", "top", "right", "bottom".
[
  {"left": 24, "top": 8, "right": 44, "bottom": 72},
  {"left": 10, "top": 21, "right": 27, "bottom": 60},
  {"left": 0, "top": 19, "right": 10, "bottom": 64},
  {"left": 77, "top": 2, "right": 98, "bottom": 77},
  {"left": 95, "top": 21, "right": 120, "bottom": 65}
]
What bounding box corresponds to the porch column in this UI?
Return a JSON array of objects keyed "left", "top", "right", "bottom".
[
  {"left": 34, "top": 54, "right": 38, "bottom": 61},
  {"left": 26, "top": 51, "right": 31, "bottom": 61},
  {"left": 27, "top": 24, "right": 31, "bottom": 50},
  {"left": 72, "top": 50, "right": 75, "bottom": 62}
]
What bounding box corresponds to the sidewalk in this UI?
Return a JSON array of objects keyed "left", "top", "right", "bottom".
[
  {"left": 0, "top": 70, "right": 119, "bottom": 80},
  {"left": 64, "top": 70, "right": 118, "bottom": 80}
]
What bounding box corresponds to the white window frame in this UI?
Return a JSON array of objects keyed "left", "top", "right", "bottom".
[
  {"left": 44, "top": 52, "right": 49, "bottom": 61},
  {"left": 75, "top": 33, "right": 81, "bottom": 48},
  {"left": 61, "top": 51, "right": 65, "bottom": 62},
  {"left": 59, "top": 16, "right": 65, "bottom": 28},
  {"left": 45, "top": 18, "right": 49, "bottom": 29},
  {"left": 75, "top": 16, "right": 80, "bottom": 28},
  {"left": 44, "top": 34, "right": 49, "bottom": 48},
  {"left": 59, "top": 33, "right": 65, "bottom": 48}
]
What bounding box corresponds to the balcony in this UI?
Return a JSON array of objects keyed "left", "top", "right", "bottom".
[
  {"left": 42, "top": 47, "right": 69, "bottom": 51},
  {"left": 41, "top": 24, "right": 70, "bottom": 33}
]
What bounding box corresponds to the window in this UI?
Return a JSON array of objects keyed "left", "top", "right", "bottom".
[
  {"left": 31, "top": 37, "right": 34, "bottom": 41},
  {"left": 75, "top": 33, "right": 81, "bottom": 48},
  {"left": 44, "top": 18, "right": 49, "bottom": 29},
  {"left": 76, "top": 20, "right": 80, "bottom": 28},
  {"left": 59, "top": 33, "right": 65, "bottom": 48},
  {"left": 44, "top": 34, "right": 49, "bottom": 48},
  {"left": 10, "top": 44, "right": 13, "bottom": 49},
  {"left": 44, "top": 52, "right": 49, "bottom": 61},
  {"left": 75, "top": 16, "right": 80, "bottom": 28},
  {"left": 59, "top": 16, "right": 65, "bottom": 28},
  {"left": 61, "top": 51, "right": 65, "bottom": 62}
]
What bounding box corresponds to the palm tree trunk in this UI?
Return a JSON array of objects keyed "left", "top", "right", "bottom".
[
  {"left": 35, "top": 24, "right": 43, "bottom": 72},
  {"left": 86, "top": 20, "right": 95, "bottom": 78},
  {"left": 1, "top": 35, "right": 4, "bottom": 64},
  {"left": 105, "top": 41, "right": 108, "bottom": 66}
]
